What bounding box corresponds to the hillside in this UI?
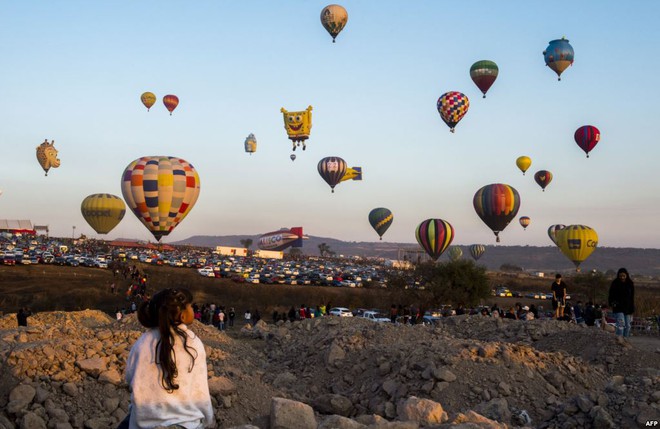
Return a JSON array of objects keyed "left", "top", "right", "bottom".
[{"left": 174, "top": 235, "right": 660, "bottom": 277}]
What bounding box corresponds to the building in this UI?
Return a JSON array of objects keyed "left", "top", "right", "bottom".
[{"left": 0, "top": 220, "right": 37, "bottom": 235}]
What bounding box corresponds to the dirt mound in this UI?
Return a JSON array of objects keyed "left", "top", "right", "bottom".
[{"left": 0, "top": 311, "right": 658, "bottom": 428}]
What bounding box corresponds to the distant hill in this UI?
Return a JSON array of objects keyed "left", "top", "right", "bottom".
[{"left": 172, "top": 235, "right": 660, "bottom": 278}]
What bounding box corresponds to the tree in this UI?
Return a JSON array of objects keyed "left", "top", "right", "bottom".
[
  {"left": 571, "top": 271, "right": 610, "bottom": 304},
  {"left": 318, "top": 243, "right": 332, "bottom": 257},
  {"left": 415, "top": 259, "right": 490, "bottom": 307},
  {"left": 240, "top": 238, "right": 253, "bottom": 250}
]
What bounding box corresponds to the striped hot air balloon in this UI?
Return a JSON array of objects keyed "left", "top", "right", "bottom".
[
  {"left": 519, "top": 216, "right": 531, "bottom": 230},
  {"left": 80, "top": 194, "right": 126, "bottom": 234},
  {"left": 415, "top": 218, "right": 454, "bottom": 261},
  {"left": 469, "top": 244, "right": 486, "bottom": 261},
  {"left": 121, "top": 156, "right": 200, "bottom": 241},
  {"left": 368, "top": 208, "right": 393, "bottom": 240},
  {"left": 473, "top": 183, "right": 520, "bottom": 242},
  {"left": 317, "top": 156, "right": 347, "bottom": 193},
  {"left": 534, "top": 170, "right": 553, "bottom": 191},
  {"left": 470, "top": 60, "right": 499, "bottom": 98},
  {"left": 574, "top": 125, "right": 600, "bottom": 158},
  {"left": 547, "top": 224, "right": 566, "bottom": 246},
  {"left": 163, "top": 95, "right": 179, "bottom": 115}
]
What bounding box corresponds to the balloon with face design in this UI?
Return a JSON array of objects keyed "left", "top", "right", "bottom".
[
  {"left": 317, "top": 156, "right": 347, "bottom": 193},
  {"left": 281, "top": 106, "right": 313, "bottom": 151}
]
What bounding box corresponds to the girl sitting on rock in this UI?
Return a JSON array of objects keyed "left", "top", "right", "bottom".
[{"left": 119, "top": 288, "right": 214, "bottom": 428}]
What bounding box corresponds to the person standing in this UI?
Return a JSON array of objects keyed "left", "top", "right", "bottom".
[
  {"left": 244, "top": 309, "right": 252, "bottom": 325},
  {"left": 228, "top": 307, "right": 235, "bottom": 327},
  {"left": 608, "top": 268, "right": 635, "bottom": 337},
  {"left": 551, "top": 274, "right": 567, "bottom": 319}
]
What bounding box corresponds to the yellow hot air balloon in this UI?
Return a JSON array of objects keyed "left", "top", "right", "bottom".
[
  {"left": 141, "top": 92, "right": 156, "bottom": 111},
  {"left": 340, "top": 166, "right": 362, "bottom": 182},
  {"left": 81, "top": 194, "right": 126, "bottom": 234},
  {"left": 516, "top": 156, "right": 532, "bottom": 175},
  {"left": 320, "top": 4, "right": 348, "bottom": 43},
  {"left": 555, "top": 224, "right": 598, "bottom": 271}
]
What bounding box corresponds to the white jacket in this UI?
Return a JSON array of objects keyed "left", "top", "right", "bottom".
[{"left": 125, "top": 324, "right": 215, "bottom": 428}]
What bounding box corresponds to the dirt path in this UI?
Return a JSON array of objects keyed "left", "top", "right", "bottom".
[{"left": 628, "top": 334, "right": 660, "bottom": 353}]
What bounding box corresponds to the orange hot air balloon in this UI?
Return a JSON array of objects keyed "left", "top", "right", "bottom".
[
  {"left": 140, "top": 92, "right": 156, "bottom": 111},
  {"left": 163, "top": 95, "right": 179, "bottom": 115}
]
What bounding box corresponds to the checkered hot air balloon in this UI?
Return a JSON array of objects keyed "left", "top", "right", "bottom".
[
  {"left": 437, "top": 91, "right": 469, "bottom": 133},
  {"left": 121, "top": 156, "right": 200, "bottom": 241}
]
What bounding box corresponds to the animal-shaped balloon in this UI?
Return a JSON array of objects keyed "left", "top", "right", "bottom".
[
  {"left": 574, "top": 125, "right": 600, "bottom": 158},
  {"left": 121, "top": 156, "right": 200, "bottom": 241},
  {"left": 36, "top": 139, "right": 61, "bottom": 176},
  {"left": 534, "top": 170, "right": 553, "bottom": 191},
  {"left": 437, "top": 91, "right": 469, "bottom": 133},
  {"left": 473, "top": 183, "right": 520, "bottom": 242},
  {"left": 470, "top": 60, "right": 499, "bottom": 98},
  {"left": 320, "top": 4, "right": 348, "bottom": 43},
  {"left": 516, "top": 156, "right": 532, "bottom": 175},
  {"left": 469, "top": 244, "right": 486, "bottom": 261},
  {"left": 281, "top": 106, "right": 313, "bottom": 151},
  {"left": 245, "top": 133, "right": 257, "bottom": 155},
  {"left": 81, "top": 194, "right": 126, "bottom": 234},
  {"left": 317, "top": 156, "right": 347, "bottom": 193},
  {"left": 519, "top": 216, "right": 531, "bottom": 230},
  {"left": 415, "top": 218, "right": 454, "bottom": 261},
  {"left": 555, "top": 224, "right": 598, "bottom": 271},
  {"left": 163, "top": 95, "right": 179, "bottom": 115},
  {"left": 543, "top": 37, "right": 574, "bottom": 81},
  {"left": 141, "top": 92, "right": 156, "bottom": 111},
  {"left": 368, "top": 208, "right": 393, "bottom": 240}
]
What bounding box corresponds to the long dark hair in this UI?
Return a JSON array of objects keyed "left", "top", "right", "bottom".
[{"left": 137, "top": 288, "right": 198, "bottom": 392}]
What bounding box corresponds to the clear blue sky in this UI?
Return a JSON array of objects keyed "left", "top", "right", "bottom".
[{"left": 1, "top": 1, "right": 658, "bottom": 248}]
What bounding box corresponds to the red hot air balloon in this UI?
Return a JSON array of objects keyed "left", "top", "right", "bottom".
[
  {"left": 519, "top": 216, "right": 531, "bottom": 230},
  {"left": 473, "top": 183, "right": 521, "bottom": 242},
  {"left": 415, "top": 218, "right": 454, "bottom": 261},
  {"left": 163, "top": 95, "right": 179, "bottom": 115},
  {"left": 574, "top": 125, "right": 600, "bottom": 158},
  {"left": 534, "top": 170, "right": 553, "bottom": 191}
]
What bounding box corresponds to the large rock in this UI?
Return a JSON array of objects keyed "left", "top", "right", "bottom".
[
  {"left": 312, "top": 393, "right": 354, "bottom": 417},
  {"left": 98, "top": 368, "right": 122, "bottom": 385},
  {"left": 473, "top": 398, "right": 511, "bottom": 424},
  {"left": 318, "top": 415, "right": 365, "bottom": 429},
  {"left": 19, "top": 412, "right": 46, "bottom": 429},
  {"left": 452, "top": 410, "right": 508, "bottom": 428},
  {"left": 209, "top": 376, "right": 237, "bottom": 396},
  {"left": 396, "top": 396, "right": 448, "bottom": 425},
  {"left": 7, "top": 384, "right": 36, "bottom": 414},
  {"left": 270, "top": 397, "right": 317, "bottom": 429},
  {"left": 75, "top": 357, "right": 106, "bottom": 378}
]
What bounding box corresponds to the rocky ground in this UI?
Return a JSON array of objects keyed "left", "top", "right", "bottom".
[{"left": 0, "top": 311, "right": 658, "bottom": 429}]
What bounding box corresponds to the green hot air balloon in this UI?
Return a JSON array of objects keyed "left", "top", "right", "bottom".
[
  {"left": 470, "top": 60, "right": 499, "bottom": 98},
  {"left": 368, "top": 208, "right": 393, "bottom": 240},
  {"left": 448, "top": 246, "right": 463, "bottom": 261}
]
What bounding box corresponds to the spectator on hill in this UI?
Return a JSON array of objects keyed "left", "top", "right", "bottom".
[
  {"left": 529, "top": 304, "right": 539, "bottom": 319},
  {"left": 244, "top": 310, "right": 252, "bottom": 325},
  {"left": 17, "top": 307, "right": 32, "bottom": 327},
  {"left": 299, "top": 305, "right": 306, "bottom": 320},
  {"left": 504, "top": 307, "right": 518, "bottom": 320},
  {"left": 288, "top": 306, "right": 296, "bottom": 322},
  {"left": 253, "top": 309, "right": 261, "bottom": 325},
  {"left": 390, "top": 304, "right": 398, "bottom": 324},
  {"left": 573, "top": 301, "right": 584, "bottom": 324},
  {"left": 609, "top": 268, "right": 635, "bottom": 337},
  {"left": 551, "top": 274, "right": 567, "bottom": 319},
  {"left": 228, "top": 307, "right": 235, "bottom": 327}
]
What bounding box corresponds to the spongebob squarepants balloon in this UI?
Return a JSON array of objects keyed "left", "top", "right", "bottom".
[{"left": 281, "top": 106, "right": 313, "bottom": 151}]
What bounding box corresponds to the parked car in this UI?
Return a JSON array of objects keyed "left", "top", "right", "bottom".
[
  {"left": 328, "top": 307, "right": 353, "bottom": 317},
  {"left": 360, "top": 310, "right": 390, "bottom": 323}
]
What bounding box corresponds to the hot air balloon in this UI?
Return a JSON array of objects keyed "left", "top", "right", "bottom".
[
  {"left": 317, "top": 156, "right": 347, "bottom": 193},
  {"left": 163, "top": 95, "right": 179, "bottom": 115},
  {"left": 469, "top": 244, "right": 486, "bottom": 261},
  {"left": 36, "top": 139, "right": 60, "bottom": 176},
  {"left": 81, "top": 194, "right": 126, "bottom": 234},
  {"left": 534, "top": 170, "right": 553, "bottom": 191},
  {"left": 519, "top": 216, "right": 531, "bottom": 230},
  {"left": 437, "top": 91, "right": 469, "bottom": 133},
  {"left": 473, "top": 183, "right": 521, "bottom": 242},
  {"left": 244, "top": 133, "right": 257, "bottom": 155},
  {"left": 543, "top": 37, "right": 574, "bottom": 81},
  {"left": 368, "top": 208, "right": 393, "bottom": 240},
  {"left": 281, "top": 106, "right": 313, "bottom": 151},
  {"left": 290, "top": 154, "right": 296, "bottom": 161},
  {"left": 140, "top": 92, "right": 156, "bottom": 111},
  {"left": 470, "top": 60, "right": 499, "bottom": 98},
  {"left": 448, "top": 246, "right": 463, "bottom": 261},
  {"left": 415, "top": 218, "right": 454, "bottom": 261},
  {"left": 340, "top": 167, "right": 362, "bottom": 182},
  {"left": 574, "top": 125, "right": 600, "bottom": 158},
  {"left": 121, "top": 156, "right": 200, "bottom": 241},
  {"left": 320, "top": 4, "right": 348, "bottom": 43},
  {"left": 547, "top": 224, "right": 566, "bottom": 246},
  {"left": 555, "top": 224, "right": 598, "bottom": 271},
  {"left": 516, "top": 156, "right": 532, "bottom": 175}
]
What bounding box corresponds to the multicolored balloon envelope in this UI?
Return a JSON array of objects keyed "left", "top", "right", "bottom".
[
  {"left": 574, "top": 125, "right": 600, "bottom": 158},
  {"left": 555, "top": 224, "right": 598, "bottom": 271},
  {"left": 448, "top": 246, "right": 463, "bottom": 261},
  {"left": 244, "top": 133, "right": 257, "bottom": 154},
  {"left": 470, "top": 60, "right": 499, "bottom": 98},
  {"left": 469, "top": 244, "right": 486, "bottom": 261},
  {"left": 437, "top": 91, "right": 469, "bottom": 133},
  {"left": 81, "top": 194, "right": 126, "bottom": 234},
  {"left": 121, "top": 156, "right": 201, "bottom": 241},
  {"left": 473, "top": 183, "right": 520, "bottom": 242},
  {"left": 534, "top": 170, "right": 553, "bottom": 191},
  {"left": 368, "top": 207, "right": 393, "bottom": 240},
  {"left": 317, "top": 156, "right": 347, "bottom": 193},
  {"left": 543, "top": 37, "right": 574, "bottom": 81},
  {"left": 140, "top": 92, "right": 156, "bottom": 111},
  {"left": 163, "top": 95, "right": 179, "bottom": 115},
  {"left": 519, "top": 216, "right": 531, "bottom": 230},
  {"left": 516, "top": 156, "right": 532, "bottom": 175},
  {"left": 547, "top": 224, "right": 566, "bottom": 246},
  {"left": 36, "top": 139, "right": 60, "bottom": 176},
  {"left": 415, "top": 218, "right": 455, "bottom": 261},
  {"left": 320, "top": 4, "right": 348, "bottom": 43}
]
